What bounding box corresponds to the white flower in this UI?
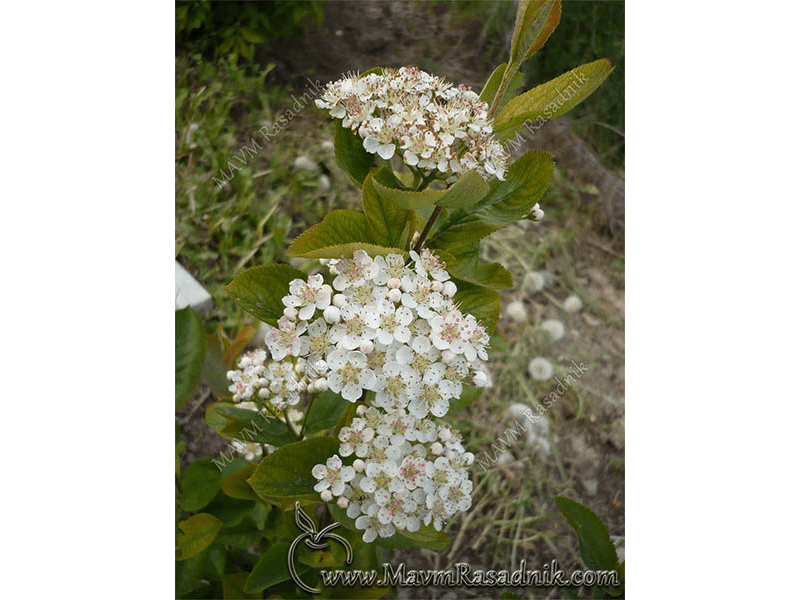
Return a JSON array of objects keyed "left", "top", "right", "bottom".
[
  {"left": 541, "top": 319, "right": 565, "bottom": 341},
  {"left": 528, "top": 357, "right": 554, "bottom": 381},
  {"left": 372, "top": 253, "right": 410, "bottom": 285},
  {"left": 360, "top": 461, "right": 403, "bottom": 505},
  {"left": 377, "top": 489, "right": 416, "bottom": 528},
  {"left": 366, "top": 300, "right": 414, "bottom": 345},
  {"left": 376, "top": 409, "right": 418, "bottom": 446},
  {"left": 429, "top": 306, "right": 466, "bottom": 352},
  {"left": 563, "top": 294, "right": 583, "bottom": 313},
  {"left": 326, "top": 349, "right": 377, "bottom": 401},
  {"left": 338, "top": 421, "right": 375, "bottom": 457},
  {"left": 343, "top": 478, "right": 372, "bottom": 519},
  {"left": 395, "top": 335, "right": 440, "bottom": 380},
  {"left": 363, "top": 135, "right": 396, "bottom": 160},
  {"left": 282, "top": 274, "right": 332, "bottom": 321},
  {"left": 261, "top": 361, "right": 302, "bottom": 406},
  {"left": 264, "top": 316, "right": 307, "bottom": 361},
  {"left": 312, "top": 455, "right": 356, "bottom": 496},
  {"left": 330, "top": 304, "right": 378, "bottom": 351},
  {"left": 400, "top": 274, "right": 443, "bottom": 320},
  {"left": 374, "top": 361, "right": 420, "bottom": 410},
  {"left": 231, "top": 441, "right": 263, "bottom": 461},
  {"left": 355, "top": 503, "right": 396, "bottom": 542},
  {"left": 398, "top": 454, "right": 428, "bottom": 490},
  {"left": 450, "top": 314, "right": 489, "bottom": 362},
  {"left": 409, "top": 249, "right": 450, "bottom": 282},
  {"left": 331, "top": 250, "right": 379, "bottom": 291},
  {"left": 529, "top": 202, "right": 545, "bottom": 222},
  {"left": 423, "top": 496, "right": 450, "bottom": 531},
  {"left": 440, "top": 478, "right": 473, "bottom": 514},
  {"left": 408, "top": 379, "right": 453, "bottom": 419}
]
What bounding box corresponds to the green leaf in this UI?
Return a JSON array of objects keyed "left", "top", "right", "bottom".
[
  {"left": 223, "top": 571, "right": 261, "bottom": 599},
  {"left": 176, "top": 306, "right": 206, "bottom": 411},
  {"left": 214, "top": 518, "right": 263, "bottom": 548},
  {"left": 448, "top": 244, "right": 513, "bottom": 290},
  {"left": 205, "top": 495, "right": 256, "bottom": 527},
  {"left": 554, "top": 496, "right": 619, "bottom": 572},
  {"left": 435, "top": 170, "right": 490, "bottom": 210},
  {"left": 222, "top": 462, "right": 258, "bottom": 500},
  {"left": 494, "top": 59, "right": 614, "bottom": 142},
  {"left": 240, "top": 26, "right": 265, "bottom": 44},
  {"left": 202, "top": 543, "right": 227, "bottom": 581},
  {"left": 335, "top": 120, "right": 378, "bottom": 186},
  {"left": 176, "top": 513, "right": 222, "bottom": 561},
  {"left": 248, "top": 437, "right": 340, "bottom": 507},
  {"left": 181, "top": 458, "right": 225, "bottom": 512},
  {"left": 224, "top": 263, "right": 306, "bottom": 326},
  {"left": 470, "top": 151, "right": 554, "bottom": 227},
  {"left": 524, "top": 0, "right": 561, "bottom": 59},
  {"left": 176, "top": 547, "right": 208, "bottom": 598},
  {"left": 452, "top": 279, "right": 501, "bottom": 335},
  {"left": 376, "top": 525, "right": 449, "bottom": 551},
  {"left": 428, "top": 151, "right": 554, "bottom": 250},
  {"left": 508, "top": 0, "right": 561, "bottom": 73},
  {"left": 362, "top": 171, "right": 415, "bottom": 249},
  {"left": 372, "top": 176, "right": 446, "bottom": 211},
  {"left": 244, "top": 541, "right": 308, "bottom": 593},
  {"left": 287, "top": 209, "right": 405, "bottom": 259},
  {"left": 297, "top": 538, "right": 348, "bottom": 568},
  {"left": 201, "top": 333, "right": 231, "bottom": 399},
  {"left": 303, "top": 390, "right": 349, "bottom": 436},
  {"left": 479, "top": 63, "right": 525, "bottom": 116},
  {"left": 206, "top": 402, "right": 296, "bottom": 446}
]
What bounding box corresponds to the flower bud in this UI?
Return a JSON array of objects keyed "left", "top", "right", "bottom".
[
  {"left": 315, "top": 377, "right": 328, "bottom": 392},
  {"left": 473, "top": 371, "right": 488, "bottom": 387},
  {"left": 387, "top": 288, "right": 402, "bottom": 304},
  {"left": 356, "top": 405, "right": 367, "bottom": 416},
  {"left": 441, "top": 350, "right": 456, "bottom": 364},
  {"left": 314, "top": 359, "right": 328, "bottom": 374},
  {"left": 431, "top": 280, "right": 444, "bottom": 293},
  {"left": 337, "top": 496, "right": 349, "bottom": 509},
  {"left": 430, "top": 442, "right": 444, "bottom": 455},
  {"left": 442, "top": 281, "right": 457, "bottom": 298},
  {"left": 320, "top": 489, "right": 333, "bottom": 502},
  {"left": 353, "top": 459, "right": 366, "bottom": 472},
  {"left": 283, "top": 307, "right": 299, "bottom": 321},
  {"left": 359, "top": 339, "right": 374, "bottom": 354},
  {"left": 333, "top": 294, "right": 347, "bottom": 308},
  {"left": 258, "top": 388, "right": 270, "bottom": 399},
  {"left": 387, "top": 277, "right": 401, "bottom": 289}
]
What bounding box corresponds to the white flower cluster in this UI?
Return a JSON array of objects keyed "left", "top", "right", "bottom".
[
  {"left": 255, "top": 249, "right": 490, "bottom": 414},
  {"left": 314, "top": 405, "right": 474, "bottom": 542},
  {"left": 226, "top": 347, "right": 304, "bottom": 409},
  {"left": 225, "top": 249, "right": 489, "bottom": 540},
  {"left": 316, "top": 67, "right": 508, "bottom": 181}
]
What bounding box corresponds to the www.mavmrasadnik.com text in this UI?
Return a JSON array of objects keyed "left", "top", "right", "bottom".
[{"left": 320, "top": 559, "right": 619, "bottom": 589}]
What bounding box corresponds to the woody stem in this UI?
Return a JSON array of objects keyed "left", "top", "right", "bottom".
[{"left": 413, "top": 206, "right": 442, "bottom": 253}]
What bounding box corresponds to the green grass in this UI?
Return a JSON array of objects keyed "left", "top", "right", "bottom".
[{"left": 176, "top": 54, "right": 360, "bottom": 331}]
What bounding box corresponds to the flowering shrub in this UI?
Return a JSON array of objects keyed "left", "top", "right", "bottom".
[{"left": 176, "top": 1, "right": 613, "bottom": 596}]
